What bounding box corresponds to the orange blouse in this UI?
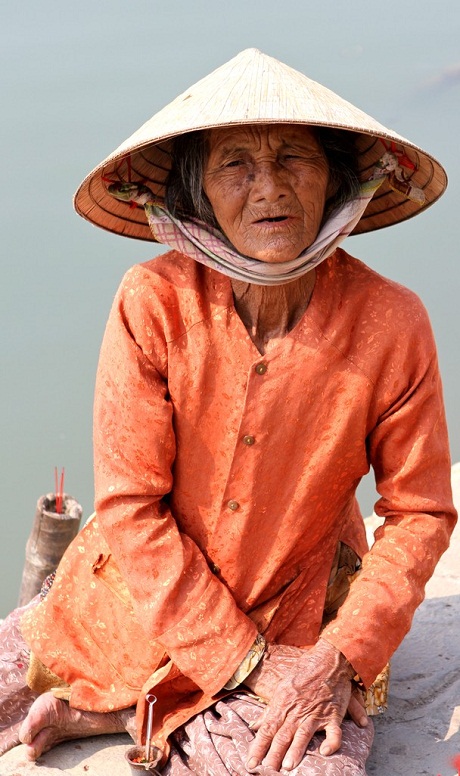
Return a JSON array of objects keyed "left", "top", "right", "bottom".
[{"left": 21, "top": 248, "right": 456, "bottom": 746}]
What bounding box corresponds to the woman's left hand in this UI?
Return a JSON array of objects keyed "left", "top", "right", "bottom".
[{"left": 244, "top": 638, "right": 356, "bottom": 771}]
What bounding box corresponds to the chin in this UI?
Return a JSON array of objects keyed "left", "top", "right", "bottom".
[
  {"left": 251, "top": 245, "right": 310, "bottom": 263},
  {"left": 238, "top": 237, "right": 311, "bottom": 263}
]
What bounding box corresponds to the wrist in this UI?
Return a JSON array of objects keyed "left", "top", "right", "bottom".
[{"left": 317, "top": 637, "right": 355, "bottom": 680}]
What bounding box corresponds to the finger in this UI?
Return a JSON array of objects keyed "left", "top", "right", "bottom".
[
  {"left": 260, "top": 725, "right": 302, "bottom": 772},
  {"left": 248, "top": 714, "right": 263, "bottom": 731},
  {"left": 246, "top": 719, "right": 283, "bottom": 770},
  {"left": 281, "top": 724, "right": 316, "bottom": 770},
  {"left": 347, "top": 692, "right": 368, "bottom": 728},
  {"left": 247, "top": 702, "right": 269, "bottom": 732},
  {"left": 319, "top": 720, "right": 342, "bottom": 757}
]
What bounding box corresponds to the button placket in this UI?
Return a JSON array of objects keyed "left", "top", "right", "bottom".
[{"left": 221, "top": 358, "right": 271, "bottom": 519}]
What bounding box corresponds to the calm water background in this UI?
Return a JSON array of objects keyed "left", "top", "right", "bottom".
[{"left": 1, "top": 2, "right": 459, "bottom": 615}]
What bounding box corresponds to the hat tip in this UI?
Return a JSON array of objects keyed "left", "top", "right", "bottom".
[{"left": 237, "top": 47, "right": 264, "bottom": 58}]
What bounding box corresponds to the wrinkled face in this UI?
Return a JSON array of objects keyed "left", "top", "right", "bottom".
[{"left": 203, "top": 124, "right": 330, "bottom": 263}]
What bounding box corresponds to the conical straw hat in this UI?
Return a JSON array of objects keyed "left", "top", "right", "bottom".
[{"left": 74, "top": 48, "right": 447, "bottom": 242}]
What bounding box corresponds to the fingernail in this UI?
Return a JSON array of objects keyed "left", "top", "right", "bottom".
[
  {"left": 321, "top": 745, "right": 331, "bottom": 757},
  {"left": 360, "top": 715, "right": 369, "bottom": 727},
  {"left": 282, "top": 758, "right": 293, "bottom": 770},
  {"left": 247, "top": 758, "right": 258, "bottom": 769},
  {"left": 248, "top": 721, "right": 255, "bottom": 730}
]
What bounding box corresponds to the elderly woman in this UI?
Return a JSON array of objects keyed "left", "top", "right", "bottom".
[{"left": 0, "top": 49, "right": 456, "bottom": 776}]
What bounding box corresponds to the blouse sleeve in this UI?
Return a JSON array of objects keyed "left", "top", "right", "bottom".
[
  {"left": 322, "top": 299, "right": 457, "bottom": 687},
  {"left": 93, "top": 265, "right": 257, "bottom": 696}
]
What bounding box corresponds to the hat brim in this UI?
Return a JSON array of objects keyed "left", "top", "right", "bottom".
[{"left": 74, "top": 49, "right": 447, "bottom": 242}]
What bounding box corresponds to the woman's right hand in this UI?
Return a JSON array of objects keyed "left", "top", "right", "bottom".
[
  {"left": 245, "top": 643, "right": 367, "bottom": 726},
  {"left": 243, "top": 641, "right": 368, "bottom": 771},
  {"left": 243, "top": 642, "right": 306, "bottom": 700}
]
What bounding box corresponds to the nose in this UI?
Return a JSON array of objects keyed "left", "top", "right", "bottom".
[{"left": 249, "top": 161, "right": 289, "bottom": 203}]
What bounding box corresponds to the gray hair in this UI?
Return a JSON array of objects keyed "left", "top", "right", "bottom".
[{"left": 165, "top": 127, "right": 361, "bottom": 226}]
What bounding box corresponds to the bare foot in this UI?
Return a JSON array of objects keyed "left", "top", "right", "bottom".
[{"left": 19, "top": 692, "right": 135, "bottom": 760}]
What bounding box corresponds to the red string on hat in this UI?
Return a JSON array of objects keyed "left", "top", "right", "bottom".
[{"left": 380, "top": 139, "right": 416, "bottom": 172}]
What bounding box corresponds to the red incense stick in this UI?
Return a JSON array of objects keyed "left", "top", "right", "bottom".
[{"left": 54, "top": 467, "right": 65, "bottom": 514}]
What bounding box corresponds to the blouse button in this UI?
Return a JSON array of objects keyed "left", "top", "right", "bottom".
[
  {"left": 210, "top": 563, "right": 221, "bottom": 574},
  {"left": 255, "top": 363, "right": 267, "bottom": 375},
  {"left": 243, "top": 435, "right": 255, "bottom": 446},
  {"left": 227, "top": 500, "right": 240, "bottom": 511}
]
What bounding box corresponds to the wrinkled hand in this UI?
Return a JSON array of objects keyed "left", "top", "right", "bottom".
[
  {"left": 244, "top": 639, "right": 364, "bottom": 771},
  {"left": 243, "top": 643, "right": 307, "bottom": 700}
]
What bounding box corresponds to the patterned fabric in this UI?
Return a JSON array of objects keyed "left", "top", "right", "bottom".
[
  {"left": 39, "top": 570, "right": 56, "bottom": 600},
  {"left": 0, "top": 599, "right": 40, "bottom": 755},
  {"left": 143, "top": 180, "right": 383, "bottom": 286},
  {"left": 22, "top": 545, "right": 389, "bottom": 713},
  {"left": 20, "top": 248, "right": 456, "bottom": 750},
  {"left": 26, "top": 650, "right": 70, "bottom": 698},
  {"left": 165, "top": 694, "right": 374, "bottom": 776},
  {"left": 0, "top": 538, "right": 383, "bottom": 765},
  {"left": 224, "top": 635, "right": 266, "bottom": 691},
  {"left": 361, "top": 664, "right": 390, "bottom": 716},
  {"left": 321, "top": 544, "right": 389, "bottom": 715},
  {"left": 0, "top": 641, "right": 374, "bottom": 775}
]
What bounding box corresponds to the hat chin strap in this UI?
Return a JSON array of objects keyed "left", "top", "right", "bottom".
[
  {"left": 105, "top": 148, "right": 425, "bottom": 285},
  {"left": 142, "top": 177, "right": 383, "bottom": 286}
]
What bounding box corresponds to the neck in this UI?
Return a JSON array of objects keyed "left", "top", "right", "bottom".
[{"left": 231, "top": 270, "right": 316, "bottom": 355}]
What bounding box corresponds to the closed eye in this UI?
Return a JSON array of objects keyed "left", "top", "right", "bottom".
[
  {"left": 280, "top": 152, "right": 323, "bottom": 162},
  {"left": 280, "top": 154, "right": 304, "bottom": 162},
  {"left": 224, "top": 159, "right": 244, "bottom": 168}
]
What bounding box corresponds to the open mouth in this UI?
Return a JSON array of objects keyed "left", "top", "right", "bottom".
[{"left": 257, "top": 216, "right": 289, "bottom": 223}]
